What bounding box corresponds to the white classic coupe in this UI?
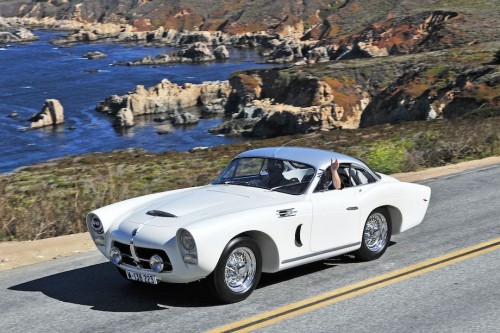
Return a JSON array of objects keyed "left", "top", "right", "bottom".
[{"left": 87, "top": 147, "right": 431, "bottom": 303}]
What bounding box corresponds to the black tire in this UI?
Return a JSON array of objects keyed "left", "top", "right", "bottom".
[
  {"left": 208, "top": 237, "right": 262, "bottom": 304},
  {"left": 355, "top": 208, "right": 392, "bottom": 261}
]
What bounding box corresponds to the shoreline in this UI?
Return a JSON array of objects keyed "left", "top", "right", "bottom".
[{"left": 1, "top": 155, "right": 498, "bottom": 272}]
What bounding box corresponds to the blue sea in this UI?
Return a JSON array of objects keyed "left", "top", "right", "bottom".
[{"left": 0, "top": 30, "right": 275, "bottom": 173}]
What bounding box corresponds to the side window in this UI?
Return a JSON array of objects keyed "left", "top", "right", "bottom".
[
  {"left": 314, "top": 168, "right": 333, "bottom": 192},
  {"left": 349, "top": 166, "right": 377, "bottom": 186},
  {"left": 314, "top": 164, "right": 351, "bottom": 192}
]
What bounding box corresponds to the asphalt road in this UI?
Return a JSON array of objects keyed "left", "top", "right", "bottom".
[{"left": 1, "top": 164, "right": 499, "bottom": 333}]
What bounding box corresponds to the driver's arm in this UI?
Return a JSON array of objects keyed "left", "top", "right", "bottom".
[{"left": 331, "top": 158, "right": 342, "bottom": 190}]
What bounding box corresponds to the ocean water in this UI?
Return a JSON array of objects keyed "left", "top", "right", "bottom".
[{"left": 0, "top": 30, "right": 276, "bottom": 173}]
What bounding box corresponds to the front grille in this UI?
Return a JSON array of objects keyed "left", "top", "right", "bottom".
[{"left": 113, "top": 241, "right": 173, "bottom": 272}]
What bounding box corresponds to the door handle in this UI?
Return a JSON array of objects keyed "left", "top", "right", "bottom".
[{"left": 346, "top": 207, "right": 358, "bottom": 210}]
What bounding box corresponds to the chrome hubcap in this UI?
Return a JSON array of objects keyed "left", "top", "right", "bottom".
[
  {"left": 224, "top": 247, "right": 256, "bottom": 293},
  {"left": 364, "top": 212, "right": 388, "bottom": 253}
]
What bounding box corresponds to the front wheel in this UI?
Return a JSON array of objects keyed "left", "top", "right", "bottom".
[
  {"left": 208, "top": 237, "right": 262, "bottom": 303},
  {"left": 355, "top": 208, "right": 392, "bottom": 261}
]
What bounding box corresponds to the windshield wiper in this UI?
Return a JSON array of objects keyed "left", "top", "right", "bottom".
[
  {"left": 269, "top": 181, "right": 309, "bottom": 192},
  {"left": 223, "top": 180, "right": 251, "bottom": 186}
]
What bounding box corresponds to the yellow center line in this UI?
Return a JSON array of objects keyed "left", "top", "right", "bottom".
[{"left": 207, "top": 237, "right": 500, "bottom": 333}]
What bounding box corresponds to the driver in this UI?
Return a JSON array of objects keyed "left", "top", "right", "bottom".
[{"left": 262, "top": 159, "right": 289, "bottom": 188}]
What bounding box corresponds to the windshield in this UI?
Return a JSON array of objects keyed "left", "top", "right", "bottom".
[{"left": 212, "top": 157, "right": 316, "bottom": 195}]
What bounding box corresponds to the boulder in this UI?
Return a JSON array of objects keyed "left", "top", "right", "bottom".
[
  {"left": 0, "top": 28, "right": 38, "bottom": 43},
  {"left": 113, "top": 108, "right": 135, "bottom": 128},
  {"left": 29, "top": 99, "right": 64, "bottom": 129},
  {"left": 177, "top": 42, "right": 215, "bottom": 62},
  {"left": 172, "top": 111, "right": 199, "bottom": 125},
  {"left": 213, "top": 45, "right": 229, "bottom": 59},
  {"left": 84, "top": 51, "right": 107, "bottom": 59}
]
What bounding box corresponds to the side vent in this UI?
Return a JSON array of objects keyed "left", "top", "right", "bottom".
[
  {"left": 146, "top": 210, "right": 177, "bottom": 218},
  {"left": 277, "top": 208, "right": 297, "bottom": 218},
  {"left": 295, "top": 224, "right": 303, "bottom": 247}
]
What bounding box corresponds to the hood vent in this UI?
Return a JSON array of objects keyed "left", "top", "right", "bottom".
[{"left": 146, "top": 210, "right": 178, "bottom": 218}]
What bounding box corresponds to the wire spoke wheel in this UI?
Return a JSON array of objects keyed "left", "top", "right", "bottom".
[
  {"left": 210, "top": 237, "right": 262, "bottom": 303},
  {"left": 224, "top": 247, "right": 257, "bottom": 293},
  {"left": 364, "top": 212, "right": 388, "bottom": 253},
  {"left": 356, "top": 208, "right": 392, "bottom": 261}
]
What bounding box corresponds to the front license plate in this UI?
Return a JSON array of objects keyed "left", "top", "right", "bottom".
[{"left": 125, "top": 270, "right": 158, "bottom": 284}]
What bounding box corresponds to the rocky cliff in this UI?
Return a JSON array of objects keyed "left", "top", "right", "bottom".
[{"left": 212, "top": 42, "right": 499, "bottom": 136}]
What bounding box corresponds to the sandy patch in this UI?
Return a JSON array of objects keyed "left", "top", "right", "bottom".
[{"left": 1, "top": 156, "right": 498, "bottom": 272}]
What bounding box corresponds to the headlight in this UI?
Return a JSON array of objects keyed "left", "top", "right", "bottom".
[
  {"left": 90, "top": 214, "right": 104, "bottom": 234},
  {"left": 149, "top": 254, "right": 164, "bottom": 272},
  {"left": 180, "top": 230, "right": 196, "bottom": 251},
  {"left": 109, "top": 246, "right": 122, "bottom": 265},
  {"left": 179, "top": 229, "right": 198, "bottom": 265}
]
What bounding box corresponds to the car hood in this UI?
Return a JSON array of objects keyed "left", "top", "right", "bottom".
[{"left": 125, "top": 185, "right": 283, "bottom": 227}]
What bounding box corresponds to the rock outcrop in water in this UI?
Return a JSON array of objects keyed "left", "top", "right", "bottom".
[
  {"left": 29, "top": 99, "right": 65, "bottom": 129},
  {"left": 126, "top": 42, "right": 228, "bottom": 65},
  {"left": 113, "top": 108, "right": 135, "bottom": 128},
  {"left": 97, "top": 79, "right": 231, "bottom": 127},
  {"left": 0, "top": 27, "right": 38, "bottom": 43}
]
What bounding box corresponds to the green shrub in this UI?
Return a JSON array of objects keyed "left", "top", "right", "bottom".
[{"left": 362, "top": 140, "right": 413, "bottom": 174}]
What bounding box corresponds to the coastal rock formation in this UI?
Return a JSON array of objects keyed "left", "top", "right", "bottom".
[
  {"left": 126, "top": 42, "right": 228, "bottom": 65},
  {"left": 97, "top": 79, "right": 231, "bottom": 125},
  {"left": 359, "top": 63, "right": 500, "bottom": 127},
  {"left": 84, "top": 51, "right": 107, "bottom": 59},
  {"left": 210, "top": 99, "right": 340, "bottom": 137},
  {"left": 29, "top": 99, "right": 64, "bottom": 129},
  {"left": 0, "top": 27, "right": 38, "bottom": 43},
  {"left": 113, "top": 108, "right": 135, "bottom": 128},
  {"left": 211, "top": 42, "right": 499, "bottom": 136}
]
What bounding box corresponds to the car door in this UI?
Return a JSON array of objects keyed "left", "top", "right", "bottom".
[
  {"left": 309, "top": 163, "right": 381, "bottom": 252},
  {"left": 310, "top": 186, "right": 361, "bottom": 252}
]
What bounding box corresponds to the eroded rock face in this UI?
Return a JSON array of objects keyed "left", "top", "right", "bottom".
[
  {"left": 210, "top": 99, "right": 343, "bottom": 138},
  {"left": 97, "top": 79, "right": 231, "bottom": 126},
  {"left": 29, "top": 99, "right": 64, "bottom": 129}
]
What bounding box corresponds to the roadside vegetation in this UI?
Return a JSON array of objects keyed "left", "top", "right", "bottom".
[{"left": 1, "top": 114, "right": 498, "bottom": 241}]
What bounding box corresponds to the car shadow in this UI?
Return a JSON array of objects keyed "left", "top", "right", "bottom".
[
  {"left": 9, "top": 242, "right": 396, "bottom": 311},
  {"left": 9, "top": 262, "right": 216, "bottom": 311}
]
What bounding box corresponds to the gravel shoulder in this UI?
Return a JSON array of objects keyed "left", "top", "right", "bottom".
[{"left": 1, "top": 156, "right": 499, "bottom": 272}]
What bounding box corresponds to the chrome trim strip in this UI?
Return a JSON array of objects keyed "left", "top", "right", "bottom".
[
  {"left": 130, "top": 227, "right": 141, "bottom": 266},
  {"left": 281, "top": 242, "right": 361, "bottom": 264}
]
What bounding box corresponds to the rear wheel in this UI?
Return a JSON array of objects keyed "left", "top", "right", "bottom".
[
  {"left": 209, "top": 237, "right": 262, "bottom": 303},
  {"left": 356, "top": 208, "right": 392, "bottom": 261}
]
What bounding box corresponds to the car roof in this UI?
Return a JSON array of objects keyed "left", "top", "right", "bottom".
[{"left": 236, "top": 146, "right": 367, "bottom": 169}]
